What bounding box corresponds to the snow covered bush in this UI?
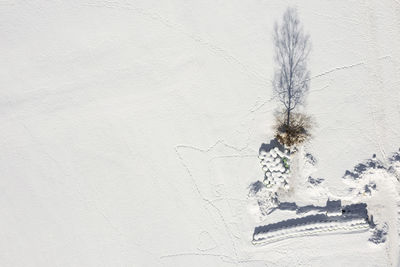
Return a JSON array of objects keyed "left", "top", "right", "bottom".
[{"left": 274, "top": 112, "right": 313, "bottom": 147}]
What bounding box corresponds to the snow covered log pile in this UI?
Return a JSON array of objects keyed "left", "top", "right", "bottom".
[{"left": 253, "top": 201, "right": 372, "bottom": 245}]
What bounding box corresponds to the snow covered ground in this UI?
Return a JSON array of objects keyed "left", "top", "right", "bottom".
[{"left": 1, "top": 1, "right": 400, "bottom": 266}]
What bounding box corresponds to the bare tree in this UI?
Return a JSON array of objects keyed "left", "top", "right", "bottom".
[{"left": 273, "top": 8, "right": 311, "bottom": 127}]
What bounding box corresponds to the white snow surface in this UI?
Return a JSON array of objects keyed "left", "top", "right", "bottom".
[{"left": 1, "top": 1, "right": 400, "bottom": 266}]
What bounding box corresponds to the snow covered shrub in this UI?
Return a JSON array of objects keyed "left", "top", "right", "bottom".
[
  {"left": 308, "top": 176, "right": 324, "bottom": 186},
  {"left": 274, "top": 112, "right": 313, "bottom": 147},
  {"left": 369, "top": 223, "right": 388, "bottom": 244}
]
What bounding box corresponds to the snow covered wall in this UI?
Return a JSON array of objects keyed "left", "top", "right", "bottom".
[{"left": 253, "top": 201, "right": 372, "bottom": 245}]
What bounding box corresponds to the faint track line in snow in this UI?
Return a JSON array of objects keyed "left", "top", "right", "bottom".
[
  {"left": 175, "top": 141, "right": 241, "bottom": 264},
  {"left": 360, "top": 2, "right": 393, "bottom": 171},
  {"left": 174, "top": 140, "right": 259, "bottom": 263},
  {"left": 247, "top": 96, "right": 275, "bottom": 114},
  {"left": 160, "top": 252, "right": 237, "bottom": 265},
  {"left": 21, "top": 119, "right": 156, "bottom": 262},
  {"left": 210, "top": 198, "right": 248, "bottom": 204},
  {"left": 309, "top": 83, "right": 331, "bottom": 93},
  {"left": 75, "top": 0, "right": 268, "bottom": 86},
  {"left": 378, "top": 55, "right": 392, "bottom": 61},
  {"left": 209, "top": 154, "right": 256, "bottom": 162},
  {"left": 21, "top": 122, "right": 61, "bottom": 166},
  {"left": 311, "top": 62, "right": 365, "bottom": 80}
]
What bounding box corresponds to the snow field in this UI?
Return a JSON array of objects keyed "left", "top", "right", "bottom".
[{"left": 1, "top": 1, "right": 400, "bottom": 266}]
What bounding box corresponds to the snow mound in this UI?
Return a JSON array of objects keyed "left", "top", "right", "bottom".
[
  {"left": 343, "top": 155, "right": 385, "bottom": 180},
  {"left": 342, "top": 151, "right": 400, "bottom": 197},
  {"left": 248, "top": 181, "right": 278, "bottom": 216},
  {"left": 369, "top": 223, "right": 388, "bottom": 245},
  {"left": 308, "top": 176, "right": 324, "bottom": 186},
  {"left": 259, "top": 145, "right": 291, "bottom": 191}
]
